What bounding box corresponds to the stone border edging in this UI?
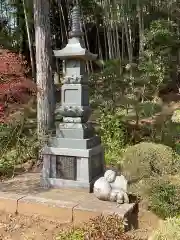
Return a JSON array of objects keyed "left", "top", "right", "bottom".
[{"left": 0, "top": 191, "right": 136, "bottom": 225}]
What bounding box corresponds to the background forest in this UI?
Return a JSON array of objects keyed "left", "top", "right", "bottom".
[{"left": 1, "top": 0, "right": 180, "bottom": 239}]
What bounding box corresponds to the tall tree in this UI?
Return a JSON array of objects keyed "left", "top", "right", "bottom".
[
  {"left": 22, "top": 0, "right": 35, "bottom": 81},
  {"left": 33, "top": 0, "right": 54, "bottom": 140}
]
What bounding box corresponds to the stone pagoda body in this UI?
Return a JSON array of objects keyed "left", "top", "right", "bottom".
[{"left": 41, "top": 4, "right": 105, "bottom": 192}]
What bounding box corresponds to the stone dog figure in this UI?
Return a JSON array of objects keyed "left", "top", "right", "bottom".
[{"left": 93, "top": 170, "right": 129, "bottom": 204}]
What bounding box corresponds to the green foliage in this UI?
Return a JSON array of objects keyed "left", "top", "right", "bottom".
[
  {"left": 137, "top": 101, "right": 162, "bottom": 118},
  {"left": 149, "top": 180, "right": 180, "bottom": 219},
  {"left": 138, "top": 118, "right": 180, "bottom": 148},
  {"left": 175, "top": 142, "right": 180, "bottom": 155},
  {"left": 1, "top": 0, "right": 33, "bottom": 52},
  {"left": 0, "top": 26, "right": 14, "bottom": 50},
  {"left": 119, "top": 100, "right": 163, "bottom": 128},
  {"left": 122, "top": 142, "right": 180, "bottom": 182},
  {"left": 98, "top": 108, "right": 127, "bottom": 165},
  {"left": 0, "top": 121, "right": 38, "bottom": 176},
  {"left": 128, "top": 175, "right": 180, "bottom": 220},
  {"left": 156, "top": 121, "right": 180, "bottom": 148},
  {"left": 171, "top": 109, "right": 180, "bottom": 123},
  {"left": 0, "top": 105, "right": 39, "bottom": 176},
  {"left": 89, "top": 59, "right": 139, "bottom": 111},
  {"left": 57, "top": 214, "right": 131, "bottom": 240},
  {"left": 139, "top": 19, "right": 180, "bottom": 97},
  {"left": 80, "top": 0, "right": 102, "bottom": 20},
  {"left": 57, "top": 228, "right": 84, "bottom": 240},
  {"left": 139, "top": 52, "right": 167, "bottom": 94},
  {"left": 150, "top": 217, "right": 180, "bottom": 240},
  {"left": 145, "top": 20, "right": 179, "bottom": 51}
]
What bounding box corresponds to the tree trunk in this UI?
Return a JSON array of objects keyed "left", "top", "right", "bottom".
[
  {"left": 22, "top": 0, "right": 36, "bottom": 81},
  {"left": 124, "top": 15, "right": 133, "bottom": 64},
  {"left": 16, "top": 0, "right": 27, "bottom": 54},
  {"left": 137, "top": 0, "right": 144, "bottom": 58},
  {"left": 33, "top": 0, "right": 54, "bottom": 140}
]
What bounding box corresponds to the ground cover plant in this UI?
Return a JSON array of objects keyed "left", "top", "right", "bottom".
[
  {"left": 149, "top": 179, "right": 180, "bottom": 219},
  {"left": 57, "top": 215, "right": 133, "bottom": 240},
  {"left": 149, "top": 217, "right": 180, "bottom": 240}
]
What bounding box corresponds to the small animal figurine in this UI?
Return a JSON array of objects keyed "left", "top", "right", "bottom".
[{"left": 93, "top": 170, "right": 129, "bottom": 205}]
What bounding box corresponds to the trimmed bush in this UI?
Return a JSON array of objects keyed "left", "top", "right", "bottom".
[{"left": 122, "top": 142, "right": 180, "bottom": 182}]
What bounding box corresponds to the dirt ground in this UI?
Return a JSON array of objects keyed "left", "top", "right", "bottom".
[
  {"left": 0, "top": 212, "right": 68, "bottom": 240},
  {"left": 0, "top": 205, "right": 160, "bottom": 240},
  {"left": 128, "top": 205, "right": 161, "bottom": 240}
]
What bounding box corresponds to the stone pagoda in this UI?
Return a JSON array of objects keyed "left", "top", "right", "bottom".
[{"left": 41, "top": 4, "right": 105, "bottom": 192}]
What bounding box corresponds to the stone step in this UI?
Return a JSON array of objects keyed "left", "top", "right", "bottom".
[{"left": 0, "top": 173, "right": 137, "bottom": 228}]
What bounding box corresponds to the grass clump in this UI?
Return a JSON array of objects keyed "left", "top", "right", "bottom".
[
  {"left": 57, "top": 214, "right": 132, "bottom": 240},
  {"left": 148, "top": 178, "right": 180, "bottom": 219},
  {"left": 0, "top": 122, "right": 38, "bottom": 176},
  {"left": 0, "top": 105, "right": 39, "bottom": 177},
  {"left": 149, "top": 217, "right": 180, "bottom": 240},
  {"left": 122, "top": 142, "right": 180, "bottom": 182},
  {"left": 57, "top": 228, "right": 84, "bottom": 240}
]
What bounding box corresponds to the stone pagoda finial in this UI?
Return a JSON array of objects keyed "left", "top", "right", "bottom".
[
  {"left": 69, "top": 5, "right": 83, "bottom": 37},
  {"left": 54, "top": 3, "right": 97, "bottom": 60}
]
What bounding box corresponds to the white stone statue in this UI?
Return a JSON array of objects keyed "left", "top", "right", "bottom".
[{"left": 93, "top": 170, "right": 129, "bottom": 204}]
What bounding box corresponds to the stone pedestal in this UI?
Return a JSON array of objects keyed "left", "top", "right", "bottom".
[
  {"left": 41, "top": 145, "right": 104, "bottom": 191},
  {"left": 41, "top": 5, "right": 105, "bottom": 192}
]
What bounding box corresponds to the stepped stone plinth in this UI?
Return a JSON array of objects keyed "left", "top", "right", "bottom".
[{"left": 41, "top": 5, "right": 105, "bottom": 192}]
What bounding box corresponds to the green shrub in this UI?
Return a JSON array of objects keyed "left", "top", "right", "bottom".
[
  {"left": 139, "top": 20, "right": 180, "bottom": 97},
  {"left": 128, "top": 174, "right": 180, "bottom": 220},
  {"left": 0, "top": 114, "right": 38, "bottom": 176},
  {"left": 135, "top": 101, "right": 162, "bottom": 119},
  {"left": 154, "top": 121, "right": 180, "bottom": 148},
  {"left": 150, "top": 217, "right": 180, "bottom": 240},
  {"left": 148, "top": 178, "right": 180, "bottom": 219},
  {"left": 57, "top": 214, "right": 132, "bottom": 240},
  {"left": 98, "top": 109, "right": 127, "bottom": 165},
  {"left": 129, "top": 175, "right": 180, "bottom": 219},
  {"left": 89, "top": 59, "right": 139, "bottom": 111},
  {"left": 122, "top": 142, "right": 180, "bottom": 182}
]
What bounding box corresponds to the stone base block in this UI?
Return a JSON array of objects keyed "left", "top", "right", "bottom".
[
  {"left": 41, "top": 145, "right": 105, "bottom": 193},
  {"left": 40, "top": 176, "right": 101, "bottom": 193},
  {"left": 56, "top": 122, "right": 95, "bottom": 139},
  {"left": 48, "top": 135, "right": 101, "bottom": 149}
]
